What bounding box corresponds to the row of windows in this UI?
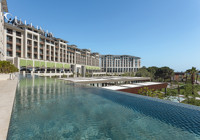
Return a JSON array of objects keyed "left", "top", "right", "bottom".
[
  {"left": 7, "top": 36, "right": 22, "bottom": 43},
  {"left": 105, "top": 68, "right": 139, "bottom": 72},
  {"left": 7, "top": 29, "right": 21, "bottom": 37}
]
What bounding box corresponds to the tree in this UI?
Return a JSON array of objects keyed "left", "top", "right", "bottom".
[
  {"left": 0, "top": 61, "right": 18, "bottom": 73},
  {"left": 196, "top": 70, "right": 199, "bottom": 84},
  {"left": 155, "top": 67, "right": 174, "bottom": 82},
  {"left": 185, "top": 69, "right": 190, "bottom": 83},
  {"left": 147, "top": 66, "right": 158, "bottom": 80},
  {"left": 135, "top": 67, "right": 151, "bottom": 77},
  {"left": 186, "top": 67, "right": 198, "bottom": 84},
  {"left": 186, "top": 67, "right": 198, "bottom": 94},
  {"left": 183, "top": 83, "right": 197, "bottom": 104}
]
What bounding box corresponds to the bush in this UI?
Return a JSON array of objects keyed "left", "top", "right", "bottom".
[
  {"left": 181, "top": 98, "right": 200, "bottom": 106},
  {"left": 0, "top": 61, "right": 18, "bottom": 73},
  {"left": 138, "top": 87, "right": 164, "bottom": 99}
]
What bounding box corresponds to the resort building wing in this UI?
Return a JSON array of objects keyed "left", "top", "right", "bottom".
[{"left": 100, "top": 55, "right": 141, "bottom": 74}]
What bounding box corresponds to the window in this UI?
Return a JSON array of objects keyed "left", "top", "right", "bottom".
[
  {"left": 7, "top": 36, "right": 12, "bottom": 42},
  {"left": 16, "top": 52, "right": 21, "bottom": 57},
  {"left": 7, "top": 51, "right": 12, "bottom": 57},
  {"left": 7, "top": 29, "right": 13, "bottom": 34},
  {"left": 7, "top": 44, "right": 12, "bottom": 49},
  {"left": 16, "top": 45, "right": 21, "bottom": 51},
  {"left": 40, "top": 44, "right": 43, "bottom": 48},
  {"left": 27, "top": 47, "right": 31, "bottom": 52},
  {"left": 34, "top": 42, "right": 38, "bottom": 47},
  {"left": 27, "top": 40, "right": 32, "bottom": 45},
  {"left": 16, "top": 38, "right": 21, "bottom": 44},
  {"left": 33, "top": 35, "right": 38, "bottom": 40},
  {"left": 27, "top": 53, "right": 31, "bottom": 58},
  {"left": 16, "top": 31, "right": 21, "bottom": 37},
  {"left": 27, "top": 34, "right": 32, "bottom": 39}
]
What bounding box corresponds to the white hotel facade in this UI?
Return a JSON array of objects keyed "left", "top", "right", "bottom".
[
  {"left": 0, "top": 0, "right": 100, "bottom": 76},
  {"left": 101, "top": 55, "right": 141, "bottom": 73}
]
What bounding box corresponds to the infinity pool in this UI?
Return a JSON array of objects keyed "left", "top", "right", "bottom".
[{"left": 7, "top": 77, "right": 200, "bottom": 139}]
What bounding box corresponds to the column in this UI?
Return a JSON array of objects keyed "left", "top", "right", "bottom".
[
  {"left": 37, "top": 35, "right": 40, "bottom": 59},
  {"left": 44, "top": 42, "right": 46, "bottom": 61},
  {"left": 24, "top": 29, "right": 28, "bottom": 58},
  {"left": 13, "top": 31, "right": 16, "bottom": 57},
  {"left": 58, "top": 42, "right": 60, "bottom": 62}
]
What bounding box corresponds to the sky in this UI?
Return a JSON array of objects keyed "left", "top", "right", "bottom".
[{"left": 6, "top": 0, "right": 200, "bottom": 71}]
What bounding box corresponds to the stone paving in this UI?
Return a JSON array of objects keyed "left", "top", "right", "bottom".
[{"left": 0, "top": 79, "right": 18, "bottom": 140}]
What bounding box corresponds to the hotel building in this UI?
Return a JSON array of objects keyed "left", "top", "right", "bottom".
[
  {"left": 101, "top": 55, "right": 141, "bottom": 73},
  {"left": 0, "top": 0, "right": 8, "bottom": 60},
  {"left": 0, "top": 0, "right": 100, "bottom": 76}
]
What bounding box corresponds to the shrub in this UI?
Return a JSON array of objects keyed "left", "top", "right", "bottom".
[{"left": 0, "top": 61, "right": 18, "bottom": 73}]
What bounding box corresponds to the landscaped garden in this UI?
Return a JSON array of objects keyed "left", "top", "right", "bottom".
[{"left": 135, "top": 66, "right": 200, "bottom": 106}]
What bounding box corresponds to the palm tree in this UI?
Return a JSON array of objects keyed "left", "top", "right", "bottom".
[
  {"left": 185, "top": 69, "right": 190, "bottom": 84},
  {"left": 187, "top": 67, "right": 198, "bottom": 95},
  {"left": 196, "top": 70, "right": 199, "bottom": 84},
  {"left": 186, "top": 67, "right": 197, "bottom": 84}
]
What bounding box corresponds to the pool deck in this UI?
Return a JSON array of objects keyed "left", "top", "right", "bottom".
[{"left": 0, "top": 79, "right": 18, "bottom": 140}]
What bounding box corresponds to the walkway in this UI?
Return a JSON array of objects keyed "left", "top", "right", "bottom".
[{"left": 0, "top": 79, "right": 18, "bottom": 140}]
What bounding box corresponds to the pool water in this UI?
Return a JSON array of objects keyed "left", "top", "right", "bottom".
[{"left": 7, "top": 77, "right": 200, "bottom": 140}]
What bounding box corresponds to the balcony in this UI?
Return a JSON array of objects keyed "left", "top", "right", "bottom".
[
  {"left": 16, "top": 42, "right": 21, "bottom": 46},
  {"left": 7, "top": 48, "right": 12, "bottom": 52},
  {"left": 7, "top": 41, "right": 12, "bottom": 44},
  {"left": 67, "top": 49, "right": 75, "bottom": 53}
]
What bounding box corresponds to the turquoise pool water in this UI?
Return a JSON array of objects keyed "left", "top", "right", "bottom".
[{"left": 7, "top": 77, "right": 200, "bottom": 140}]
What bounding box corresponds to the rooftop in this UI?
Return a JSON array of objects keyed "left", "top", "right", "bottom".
[
  {"left": 100, "top": 54, "right": 141, "bottom": 59},
  {"left": 103, "top": 82, "right": 165, "bottom": 91},
  {"left": 60, "top": 76, "right": 150, "bottom": 84}
]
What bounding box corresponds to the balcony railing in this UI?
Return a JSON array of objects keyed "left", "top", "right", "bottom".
[{"left": 7, "top": 48, "right": 12, "bottom": 51}]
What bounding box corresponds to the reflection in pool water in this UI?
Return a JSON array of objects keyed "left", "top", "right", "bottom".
[{"left": 7, "top": 76, "right": 200, "bottom": 140}]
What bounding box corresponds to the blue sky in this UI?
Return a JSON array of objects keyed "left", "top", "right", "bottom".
[{"left": 6, "top": 0, "right": 200, "bottom": 71}]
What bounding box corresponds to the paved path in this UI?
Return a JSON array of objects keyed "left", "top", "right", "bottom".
[{"left": 0, "top": 79, "right": 18, "bottom": 140}]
